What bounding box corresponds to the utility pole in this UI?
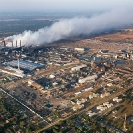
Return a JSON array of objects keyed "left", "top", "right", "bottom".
[{"left": 123, "top": 113, "right": 127, "bottom": 131}]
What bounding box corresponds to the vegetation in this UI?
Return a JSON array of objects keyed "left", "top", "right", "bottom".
[
  {"left": 0, "top": 19, "right": 53, "bottom": 37},
  {"left": 42, "top": 113, "right": 108, "bottom": 133},
  {"left": 0, "top": 91, "right": 45, "bottom": 133}
]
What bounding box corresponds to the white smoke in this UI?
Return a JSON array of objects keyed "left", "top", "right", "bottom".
[{"left": 5, "top": 9, "right": 133, "bottom": 46}]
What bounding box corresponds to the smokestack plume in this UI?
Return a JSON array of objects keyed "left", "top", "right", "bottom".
[{"left": 5, "top": 9, "right": 133, "bottom": 46}]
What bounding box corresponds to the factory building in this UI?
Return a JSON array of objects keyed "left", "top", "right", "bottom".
[
  {"left": 78, "top": 74, "right": 97, "bottom": 84},
  {"left": 1, "top": 58, "right": 43, "bottom": 78},
  {"left": 6, "top": 59, "right": 44, "bottom": 71},
  {"left": 71, "top": 64, "right": 87, "bottom": 71},
  {"left": 0, "top": 66, "right": 26, "bottom": 78}
]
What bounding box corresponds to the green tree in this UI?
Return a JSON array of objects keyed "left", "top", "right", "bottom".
[
  {"left": 26, "top": 128, "right": 32, "bottom": 133},
  {"left": 20, "top": 121, "right": 25, "bottom": 129}
]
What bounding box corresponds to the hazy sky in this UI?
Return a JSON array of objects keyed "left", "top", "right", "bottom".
[{"left": 0, "top": 0, "right": 133, "bottom": 12}]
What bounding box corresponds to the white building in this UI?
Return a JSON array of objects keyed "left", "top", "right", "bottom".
[
  {"left": 71, "top": 64, "right": 87, "bottom": 71},
  {"left": 72, "top": 104, "right": 84, "bottom": 111},
  {"left": 103, "top": 102, "right": 113, "bottom": 108},
  {"left": 75, "top": 48, "right": 85, "bottom": 52},
  {"left": 97, "top": 105, "right": 107, "bottom": 111},
  {"left": 0, "top": 66, "right": 26, "bottom": 78},
  {"left": 100, "top": 92, "right": 110, "bottom": 98},
  {"left": 88, "top": 95, "right": 93, "bottom": 99},
  {"left": 83, "top": 87, "right": 93, "bottom": 92},
  {"left": 113, "top": 97, "right": 122, "bottom": 102},
  {"left": 49, "top": 74, "right": 55, "bottom": 79},
  {"left": 78, "top": 74, "right": 97, "bottom": 84},
  {"left": 87, "top": 110, "right": 97, "bottom": 117},
  {"left": 107, "top": 83, "right": 113, "bottom": 87},
  {"left": 77, "top": 99, "right": 87, "bottom": 105},
  {"left": 75, "top": 91, "right": 81, "bottom": 95}
]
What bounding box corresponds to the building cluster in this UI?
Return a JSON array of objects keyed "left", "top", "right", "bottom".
[{"left": 71, "top": 98, "right": 87, "bottom": 111}]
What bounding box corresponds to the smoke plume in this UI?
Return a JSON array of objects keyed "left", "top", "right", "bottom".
[{"left": 5, "top": 9, "right": 133, "bottom": 46}]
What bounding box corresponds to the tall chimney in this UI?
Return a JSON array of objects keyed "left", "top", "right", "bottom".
[
  {"left": 12, "top": 41, "right": 13, "bottom": 48},
  {"left": 18, "top": 58, "right": 20, "bottom": 70},
  {"left": 4, "top": 41, "right": 6, "bottom": 47},
  {"left": 16, "top": 40, "right": 17, "bottom": 47},
  {"left": 20, "top": 40, "right": 21, "bottom": 47}
]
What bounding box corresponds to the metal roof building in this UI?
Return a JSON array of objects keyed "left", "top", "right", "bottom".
[
  {"left": 6, "top": 59, "right": 44, "bottom": 71},
  {"left": 0, "top": 66, "right": 26, "bottom": 78}
]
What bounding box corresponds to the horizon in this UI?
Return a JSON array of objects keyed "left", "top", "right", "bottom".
[{"left": 0, "top": 0, "right": 133, "bottom": 12}]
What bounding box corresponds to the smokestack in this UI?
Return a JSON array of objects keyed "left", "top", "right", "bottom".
[
  {"left": 4, "top": 41, "right": 6, "bottom": 47},
  {"left": 18, "top": 58, "right": 20, "bottom": 70},
  {"left": 12, "top": 41, "right": 13, "bottom": 48},
  {"left": 16, "top": 40, "right": 17, "bottom": 47},
  {"left": 20, "top": 40, "right": 21, "bottom": 47}
]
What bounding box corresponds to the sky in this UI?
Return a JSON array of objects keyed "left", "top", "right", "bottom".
[{"left": 0, "top": 0, "right": 133, "bottom": 12}]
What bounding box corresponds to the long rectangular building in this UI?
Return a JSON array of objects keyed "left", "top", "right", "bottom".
[
  {"left": 79, "top": 74, "right": 97, "bottom": 84},
  {"left": 71, "top": 64, "right": 87, "bottom": 71},
  {"left": 0, "top": 66, "right": 26, "bottom": 78}
]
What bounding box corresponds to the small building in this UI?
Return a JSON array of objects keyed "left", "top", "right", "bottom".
[
  {"left": 113, "top": 97, "right": 122, "bottom": 102},
  {"left": 28, "top": 80, "right": 44, "bottom": 90},
  {"left": 75, "top": 91, "right": 81, "bottom": 95},
  {"left": 75, "top": 48, "right": 85, "bottom": 52},
  {"left": 103, "top": 102, "right": 113, "bottom": 108},
  {"left": 83, "top": 87, "right": 93, "bottom": 92},
  {"left": 100, "top": 92, "right": 110, "bottom": 98},
  {"left": 88, "top": 95, "right": 93, "bottom": 99},
  {"left": 78, "top": 74, "right": 97, "bottom": 84},
  {"left": 87, "top": 110, "right": 97, "bottom": 117},
  {"left": 107, "top": 83, "right": 113, "bottom": 87},
  {"left": 77, "top": 99, "right": 87, "bottom": 105},
  {"left": 72, "top": 104, "right": 84, "bottom": 111},
  {"left": 88, "top": 93, "right": 99, "bottom": 99},
  {"left": 49, "top": 74, "right": 55, "bottom": 79},
  {"left": 71, "top": 64, "right": 87, "bottom": 71},
  {"left": 97, "top": 105, "right": 107, "bottom": 111},
  {"left": 100, "top": 50, "right": 109, "bottom": 53}
]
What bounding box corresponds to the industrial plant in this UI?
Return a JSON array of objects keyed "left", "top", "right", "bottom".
[{"left": 0, "top": 28, "right": 133, "bottom": 133}]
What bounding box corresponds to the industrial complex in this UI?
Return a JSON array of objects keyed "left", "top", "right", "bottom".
[{"left": 0, "top": 29, "right": 133, "bottom": 133}]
